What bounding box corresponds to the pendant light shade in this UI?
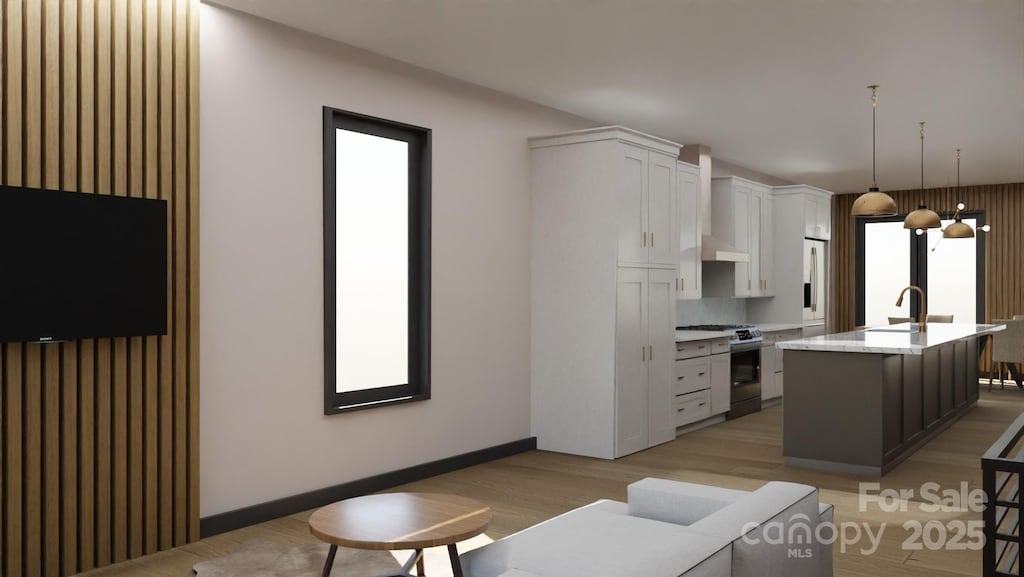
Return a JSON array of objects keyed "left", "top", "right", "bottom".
[
  {"left": 943, "top": 150, "right": 982, "bottom": 239},
  {"left": 904, "top": 122, "right": 941, "bottom": 232},
  {"left": 905, "top": 204, "right": 942, "bottom": 230},
  {"left": 852, "top": 85, "right": 898, "bottom": 217},
  {"left": 943, "top": 220, "right": 975, "bottom": 238},
  {"left": 852, "top": 189, "right": 898, "bottom": 216}
]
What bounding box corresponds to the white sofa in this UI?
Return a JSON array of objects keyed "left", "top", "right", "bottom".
[{"left": 460, "top": 478, "right": 834, "bottom": 577}]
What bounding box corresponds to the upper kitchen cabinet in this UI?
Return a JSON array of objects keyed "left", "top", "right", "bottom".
[
  {"left": 617, "top": 143, "right": 678, "bottom": 268},
  {"left": 802, "top": 188, "right": 832, "bottom": 240},
  {"left": 747, "top": 185, "right": 835, "bottom": 326},
  {"left": 703, "top": 176, "right": 773, "bottom": 298},
  {"left": 676, "top": 161, "right": 702, "bottom": 300},
  {"left": 529, "top": 126, "right": 685, "bottom": 459}
]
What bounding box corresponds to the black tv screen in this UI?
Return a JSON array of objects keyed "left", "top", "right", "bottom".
[{"left": 0, "top": 185, "right": 168, "bottom": 343}]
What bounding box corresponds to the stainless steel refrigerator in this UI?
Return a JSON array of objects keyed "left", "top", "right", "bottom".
[{"left": 802, "top": 238, "right": 827, "bottom": 323}]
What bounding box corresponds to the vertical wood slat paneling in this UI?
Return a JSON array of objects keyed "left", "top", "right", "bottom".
[
  {"left": 0, "top": 1, "right": 198, "bottom": 576},
  {"left": 60, "top": 0, "right": 79, "bottom": 573},
  {"left": 157, "top": 0, "right": 174, "bottom": 551},
  {"left": 143, "top": 0, "right": 160, "bottom": 555},
  {"left": 111, "top": 0, "right": 129, "bottom": 564},
  {"left": 833, "top": 184, "right": 1024, "bottom": 371},
  {"left": 23, "top": 3, "right": 43, "bottom": 576},
  {"left": 128, "top": 0, "right": 145, "bottom": 560},
  {"left": 42, "top": 2, "right": 62, "bottom": 576},
  {"left": 187, "top": 0, "right": 199, "bottom": 542},
  {"left": 172, "top": 0, "right": 187, "bottom": 548}
]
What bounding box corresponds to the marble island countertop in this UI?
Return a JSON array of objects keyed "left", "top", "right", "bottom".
[{"left": 776, "top": 323, "right": 1005, "bottom": 355}]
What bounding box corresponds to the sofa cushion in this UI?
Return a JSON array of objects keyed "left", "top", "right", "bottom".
[
  {"left": 688, "top": 481, "right": 821, "bottom": 577},
  {"left": 628, "top": 477, "right": 751, "bottom": 526},
  {"left": 460, "top": 499, "right": 732, "bottom": 577},
  {"left": 494, "top": 571, "right": 545, "bottom": 577}
]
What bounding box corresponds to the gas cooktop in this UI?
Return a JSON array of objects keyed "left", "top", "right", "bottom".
[{"left": 676, "top": 324, "right": 763, "bottom": 345}]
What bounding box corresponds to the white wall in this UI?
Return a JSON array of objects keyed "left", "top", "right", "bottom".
[{"left": 199, "top": 4, "right": 592, "bottom": 517}]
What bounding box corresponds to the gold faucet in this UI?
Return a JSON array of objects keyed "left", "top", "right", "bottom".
[{"left": 896, "top": 286, "right": 927, "bottom": 332}]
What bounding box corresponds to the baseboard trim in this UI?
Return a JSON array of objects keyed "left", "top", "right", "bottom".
[{"left": 199, "top": 437, "right": 537, "bottom": 538}]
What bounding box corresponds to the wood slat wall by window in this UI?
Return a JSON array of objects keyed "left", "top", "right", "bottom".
[
  {"left": 0, "top": 1, "right": 199, "bottom": 576},
  {"left": 832, "top": 183, "right": 1024, "bottom": 368}
]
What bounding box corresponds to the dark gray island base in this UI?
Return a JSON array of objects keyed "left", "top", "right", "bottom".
[{"left": 779, "top": 324, "right": 1003, "bottom": 476}]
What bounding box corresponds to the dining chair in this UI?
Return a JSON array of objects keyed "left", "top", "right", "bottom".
[
  {"left": 888, "top": 317, "right": 915, "bottom": 325},
  {"left": 990, "top": 319, "right": 1024, "bottom": 391},
  {"left": 926, "top": 314, "right": 954, "bottom": 323}
]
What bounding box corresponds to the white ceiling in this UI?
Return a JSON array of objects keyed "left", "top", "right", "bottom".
[{"left": 212, "top": 0, "right": 1024, "bottom": 193}]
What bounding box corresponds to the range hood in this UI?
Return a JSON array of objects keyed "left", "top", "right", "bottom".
[{"left": 679, "top": 144, "right": 750, "bottom": 263}]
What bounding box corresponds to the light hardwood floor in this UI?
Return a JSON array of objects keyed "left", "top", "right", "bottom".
[{"left": 76, "top": 385, "right": 1024, "bottom": 577}]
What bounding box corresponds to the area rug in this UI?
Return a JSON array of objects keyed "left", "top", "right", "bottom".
[{"left": 193, "top": 540, "right": 402, "bottom": 577}]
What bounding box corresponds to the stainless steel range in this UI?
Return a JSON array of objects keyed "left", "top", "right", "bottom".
[{"left": 676, "top": 324, "right": 763, "bottom": 419}]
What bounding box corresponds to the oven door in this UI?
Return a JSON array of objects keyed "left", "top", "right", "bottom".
[{"left": 728, "top": 343, "right": 761, "bottom": 418}]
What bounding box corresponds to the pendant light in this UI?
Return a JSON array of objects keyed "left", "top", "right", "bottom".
[
  {"left": 904, "top": 121, "right": 941, "bottom": 235},
  {"left": 851, "top": 85, "right": 898, "bottom": 216},
  {"left": 943, "top": 149, "right": 991, "bottom": 238}
]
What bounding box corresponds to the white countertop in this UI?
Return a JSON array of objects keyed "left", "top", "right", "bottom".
[
  {"left": 776, "top": 323, "right": 1005, "bottom": 355},
  {"left": 757, "top": 323, "right": 805, "bottom": 333},
  {"left": 675, "top": 330, "right": 733, "bottom": 343}
]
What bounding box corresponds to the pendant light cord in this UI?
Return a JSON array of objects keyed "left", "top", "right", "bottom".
[
  {"left": 919, "top": 121, "right": 926, "bottom": 204},
  {"left": 870, "top": 86, "right": 878, "bottom": 187}
]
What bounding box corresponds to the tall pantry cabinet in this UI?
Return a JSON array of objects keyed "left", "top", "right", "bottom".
[{"left": 530, "top": 127, "right": 697, "bottom": 459}]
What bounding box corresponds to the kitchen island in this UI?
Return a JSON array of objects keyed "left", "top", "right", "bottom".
[{"left": 778, "top": 323, "right": 1005, "bottom": 476}]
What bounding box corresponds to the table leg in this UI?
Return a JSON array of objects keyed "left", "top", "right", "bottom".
[
  {"left": 416, "top": 549, "right": 425, "bottom": 575},
  {"left": 321, "top": 544, "right": 338, "bottom": 577},
  {"left": 1010, "top": 362, "right": 1024, "bottom": 388},
  {"left": 447, "top": 544, "right": 463, "bottom": 577}
]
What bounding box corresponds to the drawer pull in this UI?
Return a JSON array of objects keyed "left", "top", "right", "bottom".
[
  {"left": 678, "top": 376, "right": 685, "bottom": 380},
  {"left": 698, "top": 402, "right": 706, "bottom": 407},
  {"left": 698, "top": 372, "right": 706, "bottom": 376},
  {"left": 698, "top": 345, "right": 706, "bottom": 349},
  {"left": 678, "top": 407, "right": 686, "bottom": 412}
]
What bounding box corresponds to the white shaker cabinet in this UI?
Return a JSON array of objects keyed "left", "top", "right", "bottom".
[
  {"left": 676, "top": 162, "right": 702, "bottom": 300},
  {"left": 614, "top": 267, "right": 677, "bottom": 456},
  {"left": 617, "top": 144, "right": 678, "bottom": 268},
  {"left": 709, "top": 352, "right": 731, "bottom": 415},
  {"left": 529, "top": 126, "right": 686, "bottom": 459},
  {"left": 705, "top": 177, "right": 773, "bottom": 298}
]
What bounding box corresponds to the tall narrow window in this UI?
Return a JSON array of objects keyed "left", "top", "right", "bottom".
[
  {"left": 323, "top": 107, "right": 431, "bottom": 414},
  {"left": 856, "top": 212, "right": 985, "bottom": 327}
]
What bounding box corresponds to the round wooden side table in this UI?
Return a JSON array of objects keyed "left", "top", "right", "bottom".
[{"left": 308, "top": 492, "right": 492, "bottom": 577}]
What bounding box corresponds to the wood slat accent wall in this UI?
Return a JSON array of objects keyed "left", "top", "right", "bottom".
[
  {"left": 832, "top": 183, "right": 1024, "bottom": 353},
  {"left": 0, "top": 1, "right": 199, "bottom": 576}
]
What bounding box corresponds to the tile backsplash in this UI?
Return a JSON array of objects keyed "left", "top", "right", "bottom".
[{"left": 676, "top": 297, "right": 748, "bottom": 326}]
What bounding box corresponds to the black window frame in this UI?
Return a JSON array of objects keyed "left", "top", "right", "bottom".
[
  {"left": 322, "top": 106, "right": 431, "bottom": 414},
  {"left": 855, "top": 211, "right": 986, "bottom": 327}
]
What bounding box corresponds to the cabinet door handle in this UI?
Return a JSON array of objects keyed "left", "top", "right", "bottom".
[
  {"left": 698, "top": 372, "right": 706, "bottom": 376},
  {"left": 748, "top": 279, "right": 751, "bottom": 290},
  {"left": 698, "top": 402, "right": 706, "bottom": 407},
  {"left": 650, "top": 232, "right": 654, "bottom": 247},
  {"left": 681, "top": 277, "right": 684, "bottom": 290},
  {"left": 642, "top": 346, "right": 646, "bottom": 362},
  {"left": 642, "top": 231, "right": 647, "bottom": 247},
  {"left": 649, "top": 345, "right": 653, "bottom": 359}
]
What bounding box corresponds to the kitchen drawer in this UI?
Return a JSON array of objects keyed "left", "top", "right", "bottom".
[
  {"left": 675, "top": 357, "right": 710, "bottom": 395},
  {"left": 711, "top": 338, "right": 729, "bottom": 355},
  {"left": 675, "top": 339, "right": 713, "bottom": 360},
  {"left": 675, "top": 389, "right": 711, "bottom": 427}
]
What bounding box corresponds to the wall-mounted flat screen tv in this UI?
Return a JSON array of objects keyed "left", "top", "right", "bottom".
[{"left": 0, "top": 185, "right": 168, "bottom": 343}]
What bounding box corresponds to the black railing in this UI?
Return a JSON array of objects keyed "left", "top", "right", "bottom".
[{"left": 983, "top": 412, "right": 1024, "bottom": 576}]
